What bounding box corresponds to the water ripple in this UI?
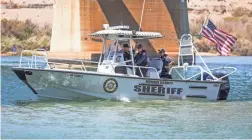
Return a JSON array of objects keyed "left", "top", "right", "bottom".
[{"left": 1, "top": 56, "right": 252, "bottom": 139}]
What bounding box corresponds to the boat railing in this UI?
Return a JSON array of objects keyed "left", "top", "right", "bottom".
[
  {"left": 97, "top": 53, "right": 161, "bottom": 78},
  {"left": 47, "top": 57, "right": 99, "bottom": 71},
  {"left": 110, "top": 64, "right": 160, "bottom": 78},
  {"left": 172, "top": 34, "right": 237, "bottom": 81},
  {"left": 136, "top": 65, "right": 160, "bottom": 78},
  {"left": 47, "top": 59, "right": 159, "bottom": 78},
  {"left": 19, "top": 49, "right": 49, "bottom": 68},
  {"left": 169, "top": 65, "right": 237, "bottom": 81},
  {"left": 207, "top": 67, "right": 237, "bottom": 80},
  {"left": 19, "top": 49, "right": 99, "bottom": 71},
  {"left": 19, "top": 49, "right": 158, "bottom": 78}
]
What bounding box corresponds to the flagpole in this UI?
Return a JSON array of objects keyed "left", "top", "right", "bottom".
[
  {"left": 203, "top": 13, "right": 210, "bottom": 25},
  {"left": 199, "top": 13, "right": 210, "bottom": 35},
  {"left": 192, "top": 13, "right": 210, "bottom": 37}
]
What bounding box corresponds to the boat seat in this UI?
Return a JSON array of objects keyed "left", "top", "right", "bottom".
[{"left": 146, "top": 59, "right": 163, "bottom": 78}]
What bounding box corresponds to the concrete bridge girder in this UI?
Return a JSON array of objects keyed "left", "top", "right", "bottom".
[{"left": 49, "top": 0, "right": 189, "bottom": 59}]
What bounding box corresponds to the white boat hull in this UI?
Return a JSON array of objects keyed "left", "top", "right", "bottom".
[{"left": 13, "top": 68, "right": 224, "bottom": 101}]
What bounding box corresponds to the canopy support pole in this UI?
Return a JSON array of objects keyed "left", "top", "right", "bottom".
[
  {"left": 130, "top": 36, "right": 136, "bottom": 75},
  {"left": 98, "top": 35, "right": 106, "bottom": 67}
]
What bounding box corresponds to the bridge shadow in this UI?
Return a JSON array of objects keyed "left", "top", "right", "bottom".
[
  {"left": 97, "top": 0, "right": 156, "bottom": 55},
  {"left": 163, "top": 0, "right": 189, "bottom": 37}
]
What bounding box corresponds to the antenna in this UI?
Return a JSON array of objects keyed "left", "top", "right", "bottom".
[{"left": 139, "top": 0, "right": 146, "bottom": 31}]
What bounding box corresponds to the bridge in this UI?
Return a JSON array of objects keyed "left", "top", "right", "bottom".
[{"left": 49, "top": 0, "right": 189, "bottom": 60}]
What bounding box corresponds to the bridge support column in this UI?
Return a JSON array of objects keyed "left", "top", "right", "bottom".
[{"left": 49, "top": 0, "right": 82, "bottom": 58}]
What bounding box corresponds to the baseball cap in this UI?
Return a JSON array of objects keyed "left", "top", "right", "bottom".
[
  {"left": 137, "top": 44, "right": 143, "bottom": 49},
  {"left": 158, "top": 48, "right": 165, "bottom": 53},
  {"left": 123, "top": 44, "right": 129, "bottom": 48}
]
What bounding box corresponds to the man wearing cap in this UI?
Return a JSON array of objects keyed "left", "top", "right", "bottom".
[
  {"left": 134, "top": 44, "right": 148, "bottom": 77},
  {"left": 159, "top": 48, "right": 174, "bottom": 78},
  {"left": 122, "top": 44, "right": 133, "bottom": 65},
  {"left": 115, "top": 43, "right": 133, "bottom": 75}
]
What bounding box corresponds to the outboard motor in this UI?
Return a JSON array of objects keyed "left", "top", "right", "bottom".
[
  {"left": 196, "top": 73, "right": 230, "bottom": 100},
  {"left": 210, "top": 73, "right": 230, "bottom": 100}
]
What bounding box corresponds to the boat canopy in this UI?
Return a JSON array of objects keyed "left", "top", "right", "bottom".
[{"left": 89, "top": 30, "right": 163, "bottom": 40}]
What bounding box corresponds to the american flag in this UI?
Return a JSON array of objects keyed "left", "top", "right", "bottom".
[{"left": 200, "top": 19, "right": 237, "bottom": 56}]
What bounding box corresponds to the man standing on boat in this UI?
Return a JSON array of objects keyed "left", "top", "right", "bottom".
[
  {"left": 122, "top": 44, "right": 132, "bottom": 65},
  {"left": 159, "top": 48, "right": 174, "bottom": 79},
  {"left": 135, "top": 44, "right": 148, "bottom": 77},
  {"left": 115, "top": 43, "right": 133, "bottom": 74}
]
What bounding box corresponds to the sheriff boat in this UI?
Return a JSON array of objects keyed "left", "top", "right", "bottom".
[{"left": 12, "top": 25, "right": 236, "bottom": 101}]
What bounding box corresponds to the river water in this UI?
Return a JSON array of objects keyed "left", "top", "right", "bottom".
[{"left": 1, "top": 56, "right": 252, "bottom": 139}]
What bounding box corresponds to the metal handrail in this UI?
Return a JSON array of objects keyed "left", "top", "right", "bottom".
[
  {"left": 48, "top": 57, "right": 100, "bottom": 71},
  {"left": 175, "top": 34, "right": 237, "bottom": 81},
  {"left": 19, "top": 49, "right": 160, "bottom": 78},
  {"left": 170, "top": 66, "right": 237, "bottom": 81},
  {"left": 19, "top": 50, "right": 101, "bottom": 71},
  {"left": 170, "top": 65, "right": 203, "bottom": 80},
  {"left": 19, "top": 49, "right": 49, "bottom": 68},
  {"left": 107, "top": 63, "right": 160, "bottom": 78},
  {"left": 208, "top": 67, "right": 237, "bottom": 80},
  {"left": 48, "top": 57, "right": 100, "bottom": 64},
  {"left": 47, "top": 62, "right": 98, "bottom": 70}
]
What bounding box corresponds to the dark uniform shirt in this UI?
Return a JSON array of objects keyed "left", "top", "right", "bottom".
[
  {"left": 134, "top": 50, "right": 148, "bottom": 66},
  {"left": 160, "top": 54, "right": 172, "bottom": 73},
  {"left": 123, "top": 51, "right": 132, "bottom": 65}
]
